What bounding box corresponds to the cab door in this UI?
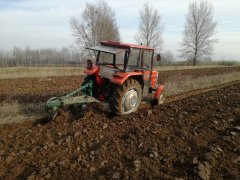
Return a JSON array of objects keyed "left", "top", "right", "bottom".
[{"left": 142, "top": 50, "right": 156, "bottom": 97}]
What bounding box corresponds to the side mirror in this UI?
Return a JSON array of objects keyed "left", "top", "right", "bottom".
[
  {"left": 156, "top": 54, "right": 161, "bottom": 61},
  {"left": 87, "top": 59, "right": 93, "bottom": 70}
]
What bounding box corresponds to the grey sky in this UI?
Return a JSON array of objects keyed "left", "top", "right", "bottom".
[{"left": 0, "top": 0, "right": 239, "bottom": 60}]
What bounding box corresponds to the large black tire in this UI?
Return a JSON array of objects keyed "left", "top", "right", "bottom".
[{"left": 109, "top": 79, "right": 142, "bottom": 115}]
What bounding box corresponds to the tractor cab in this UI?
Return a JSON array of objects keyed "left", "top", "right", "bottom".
[
  {"left": 87, "top": 41, "right": 154, "bottom": 72},
  {"left": 85, "top": 41, "right": 159, "bottom": 88}
]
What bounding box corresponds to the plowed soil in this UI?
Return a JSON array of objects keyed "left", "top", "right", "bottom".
[{"left": 0, "top": 67, "right": 240, "bottom": 179}]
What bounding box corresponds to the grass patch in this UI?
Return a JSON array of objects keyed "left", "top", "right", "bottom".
[
  {"left": 155, "top": 65, "right": 240, "bottom": 71},
  {"left": 165, "top": 71, "right": 240, "bottom": 96}
]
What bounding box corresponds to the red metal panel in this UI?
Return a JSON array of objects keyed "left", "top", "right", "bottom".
[
  {"left": 143, "top": 70, "right": 158, "bottom": 88},
  {"left": 151, "top": 70, "right": 158, "bottom": 88},
  {"left": 95, "top": 75, "right": 104, "bottom": 86},
  {"left": 154, "top": 85, "right": 164, "bottom": 99}
]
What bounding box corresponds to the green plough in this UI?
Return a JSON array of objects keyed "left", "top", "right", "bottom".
[{"left": 45, "top": 81, "right": 99, "bottom": 121}]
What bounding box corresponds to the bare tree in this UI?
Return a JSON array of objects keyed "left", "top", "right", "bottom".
[
  {"left": 70, "top": 1, "right": 120, "bottom": 56},
  {"left": 179, "top": 1, "right": 218, "bottom": 66},
  {"left": 135, "top": 3, "right": 163, "bottom": 50}
]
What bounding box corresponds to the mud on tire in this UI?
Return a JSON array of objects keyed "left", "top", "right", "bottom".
[{"left": 109, "top": 78, "right": 142, "bottom": 115}]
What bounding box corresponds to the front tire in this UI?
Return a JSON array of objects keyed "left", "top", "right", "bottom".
[
  {"left": 109, "top": 79, "right": 142, "bottom": 115},
  {"left": 152, "top": 91, "right": 165, "bottom": 106}
]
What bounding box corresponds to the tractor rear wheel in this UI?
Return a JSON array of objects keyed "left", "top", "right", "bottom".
[{"left": 109, "top": 79, "right": 142, "bottom": 115}]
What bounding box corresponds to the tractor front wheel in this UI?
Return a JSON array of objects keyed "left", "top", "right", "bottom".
[
  {"left": 109, "top": 79, "right": 142, "bottom": 115},
  {"left": 152, "top": 90, "right": 165, "bottom": 106}
]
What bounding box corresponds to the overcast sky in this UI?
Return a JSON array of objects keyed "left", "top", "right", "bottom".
[{"left": 0, "top": 0, "right": 239, "bottom": 60}]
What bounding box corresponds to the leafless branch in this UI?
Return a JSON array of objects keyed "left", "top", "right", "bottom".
[
  {"left": 179, "top": 1, "right": 218, "bottom": 65},
  {"left": 135, "top": 3, "right": 163, "bottom": 50},
  {"left": 70, "top": 1, "right": 120, "bottom": 57}
]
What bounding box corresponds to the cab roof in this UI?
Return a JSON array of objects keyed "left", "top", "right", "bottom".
[
  {"left": 101, "top": 41, "right": 154, "bottom": 51},
  {"left": 86, "top": 45, "right": 126, "bottom": 54}
]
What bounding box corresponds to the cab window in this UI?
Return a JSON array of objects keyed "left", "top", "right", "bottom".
[
  {"left": 128, "top": 48, "right": 141, "bottom": 68},
  {"left": 143, "top": 50, "right": 152, "bottom": 69}
]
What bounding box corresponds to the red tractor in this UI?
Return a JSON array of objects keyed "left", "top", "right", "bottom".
[{"left": 46, "top": 41, "right": 164, "bottom": 119}]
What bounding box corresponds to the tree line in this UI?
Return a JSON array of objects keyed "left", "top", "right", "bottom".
[
  {"left": 0, "top": 47, "right": 86, "bottom": 67},
  {"left": 0, "top": 0, "right": 218, "bottom": 67}
]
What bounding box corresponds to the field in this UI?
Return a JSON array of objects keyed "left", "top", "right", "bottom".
[{"left": 0, "top": 66, "right": 240, "bottom": 179}]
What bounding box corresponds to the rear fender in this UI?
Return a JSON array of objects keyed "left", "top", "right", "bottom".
[
  {"left": 84, "top": 66, "right": 104, "bottom": 86},
  {"left": 83, "top": 65, "right": 99, "bottom": 75},
  {"left": 154, "top": 85, "right": 164, "bottom": 99}
]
